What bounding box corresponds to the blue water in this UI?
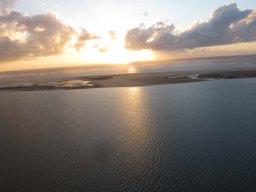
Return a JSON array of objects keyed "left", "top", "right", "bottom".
[{"left": 1, "top": 79, "right": 256, "bottom": 191}]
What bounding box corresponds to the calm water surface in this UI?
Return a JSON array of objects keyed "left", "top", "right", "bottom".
[{"left": 1, "top": 79, "right": 256, "bottom": 192}]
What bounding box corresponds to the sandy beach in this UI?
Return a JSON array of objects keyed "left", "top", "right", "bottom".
[{"left": 1, "top": 69, "right": 256, "bottom": 91}]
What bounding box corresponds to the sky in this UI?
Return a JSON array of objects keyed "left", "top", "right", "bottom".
[{"left": 0, "top": 0, "right": 256, "bottom": 71}]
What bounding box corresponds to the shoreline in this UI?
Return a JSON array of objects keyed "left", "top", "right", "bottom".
[{"left": 1, "top": 69, "right": 256, "bottom": 91}]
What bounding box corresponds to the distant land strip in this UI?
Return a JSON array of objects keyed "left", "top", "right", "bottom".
[{"left": 1, "top": 70, "right": 256, "bottom": 91}]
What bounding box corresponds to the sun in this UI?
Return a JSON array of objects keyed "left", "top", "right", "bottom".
[
  {"left": 74, "top": 33, "right": 155, "bottom": 65},
  {"left": 82, "top": 49, "right": 154, "bottom": 64}
]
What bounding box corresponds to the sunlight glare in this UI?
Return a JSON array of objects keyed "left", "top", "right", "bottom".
[
  {"left": 129, "top": 87, "right": 140, "bottom": 92},
  {"left": 128, "top": 67, "right": 137, "bottom": 73},
  {"left": 77, "top": 49, "right": 153, "bottom": 64}
]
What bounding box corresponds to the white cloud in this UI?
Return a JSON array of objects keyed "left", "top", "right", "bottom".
[{"left": 0, "top": 1, "right": 98, "bottom": 62}]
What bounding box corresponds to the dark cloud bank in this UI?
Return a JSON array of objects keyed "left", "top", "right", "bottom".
[
  {"left": 0, "top": 0, "right": 97, "bottom": 62},
  {"left": 125, "top": 3, "right": 256, "bottom": 51}
]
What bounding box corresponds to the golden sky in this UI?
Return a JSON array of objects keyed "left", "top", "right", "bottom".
[{"left": 0, "top": 1, "right": 255, "bottom": 71}]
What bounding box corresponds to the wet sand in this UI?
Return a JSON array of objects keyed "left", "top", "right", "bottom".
[{"left": 1, "top": 69, "right": 256, "bottom": 91}]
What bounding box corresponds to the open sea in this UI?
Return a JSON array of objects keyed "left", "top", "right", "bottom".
[{"left": 1, "top": 77, "right": 256, "bottom": 191}]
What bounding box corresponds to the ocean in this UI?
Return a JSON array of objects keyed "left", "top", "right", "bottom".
[{"left": 1, "top": 78, "right": 256, "bottom": 192}]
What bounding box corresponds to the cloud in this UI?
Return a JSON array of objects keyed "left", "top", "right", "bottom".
[
  {"left": 0, "top": 10, "right": 75, "bottom": 62},
  {"left": 0, "top": 1, "right": 98, "bottom": 62},
  {"left": 98, "top": 47, "right": 108, "bottom": 52},
  {"left": 0, "top": 0, "right": 15, "bottom": 7},
  {"left": 108, "top": 31, "right": 116, "bottom": 40},
  {"left": 0, "top": 0, "right": 15, "bottom": 13},
  {"left": 125, "top": 3, "right": 256, "bottom": 51},
  {"left": 144, "top": 11, "right": 149, "bottom": 17},
  {"left": 74, "top": 29, "right": 99, "bottom": 51}
]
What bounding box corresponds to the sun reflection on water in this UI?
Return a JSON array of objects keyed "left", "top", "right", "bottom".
[
  {"left": 115, "top": 87, "right": 162, "bottom": 180},
  {"left": 129, "top": 87, "right": 140, "bottom": 92}
]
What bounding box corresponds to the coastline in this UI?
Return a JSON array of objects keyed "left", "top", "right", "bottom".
[{"left": 1, "top": 69, "right": 256, "bottom": 91}]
